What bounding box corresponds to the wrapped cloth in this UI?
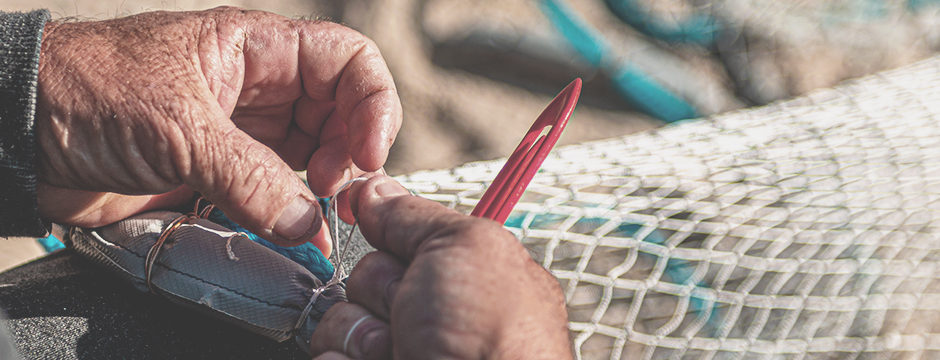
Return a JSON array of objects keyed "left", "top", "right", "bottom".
[{"left": 67, "top": 210, "right": 345, "bottom": 353}]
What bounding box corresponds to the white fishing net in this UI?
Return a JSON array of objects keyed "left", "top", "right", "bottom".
[{"left": 394, "top": 56, "right": 940, "bottom": 359}]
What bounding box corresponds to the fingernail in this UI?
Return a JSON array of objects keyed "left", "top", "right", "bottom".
[
  {"left": 274, "top": 197, "right": 319, "bottom": 242},
  {"left": 374, "top": 178, "right": 409, "bottom": 198},
  {"left": 308, "top": 218, "right": 333, "bottom": 258}
]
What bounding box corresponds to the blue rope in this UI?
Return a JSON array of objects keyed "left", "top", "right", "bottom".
[
  {"left": 603, "top": 0, "right": 721, "bottom": 47},
  {"left": 208, "top": 208, "right": 335, "bottom": 283},
  {"left": 505, "top": 212, "right": 719, "bottom": 330},
  {"left": 909, "top": 0, "right": 940, "bottom": 11},
  {"left": 37, "top": 233, "right": 65, "bottom": 253},
  {"left": 538, "top": 0, "right": 699, "bottom": 122}
]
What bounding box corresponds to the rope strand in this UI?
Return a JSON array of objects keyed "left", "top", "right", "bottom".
[{"left": 293, "top": 177, "right": 368, "bottom": 334}]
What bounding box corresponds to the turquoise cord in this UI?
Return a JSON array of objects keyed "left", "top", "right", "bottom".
[
  {"left": 37, "top": 233, "right": 65, "bottom": 253},
  {"left": 538, "top": 0, "right": 699, "bottom": 122},
  {"left": 603, "top": 0, "right": 721, "bottom": 47},
  {"left": 208, "top": 208, "right": 335, "bottom": 283},
  {"left": 505, "top": 212, "right": 719, "bottom": 331}
]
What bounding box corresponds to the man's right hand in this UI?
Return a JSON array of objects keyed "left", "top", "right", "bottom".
[{"left": 310, "top": 175, "right": 572, "bottom": 359}]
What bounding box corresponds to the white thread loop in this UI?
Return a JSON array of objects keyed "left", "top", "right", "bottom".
[{"left": 292, "top": 176, "right": 369, "bottom": 334}]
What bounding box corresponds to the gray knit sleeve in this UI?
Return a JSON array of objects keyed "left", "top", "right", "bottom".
[{"left": 0, "top": 10, "right": 50, "bottom": 237}]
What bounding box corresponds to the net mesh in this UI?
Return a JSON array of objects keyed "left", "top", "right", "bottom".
[{"left": 393, "top": 56, "right": 940, "bottom": 359}]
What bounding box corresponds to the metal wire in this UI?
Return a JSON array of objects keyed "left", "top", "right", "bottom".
[
  {"left": 146, "top": 197, "right": 216, "bottom": 293},
  {"left": 145, "top": 214, "right": 192, "bottom": 293}
]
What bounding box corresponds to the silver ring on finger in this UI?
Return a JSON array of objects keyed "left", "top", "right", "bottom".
[{"left": 343, "top": 314, "right": 374, "bottom": 354}]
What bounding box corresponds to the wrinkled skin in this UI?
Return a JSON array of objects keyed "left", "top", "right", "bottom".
[
  {"left": 34, "top": 8, "right": 572, "bottom": 358},
  {"left": 311, "top": 175, "right": 573, "bottom": 360},
  {"left": 35, "top": 7, "right": 402, "bottom": 252}
]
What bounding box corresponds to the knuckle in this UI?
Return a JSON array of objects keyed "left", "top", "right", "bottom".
[
  {"left": 421, "top": 214, "right": 513, "bottom": 253},
  {"left": 347, "top": 252, "right": 382, "bottom": 284},
  {"left": 203, "top": 6, "right": 286, "bottom": 32},
  {"left": 204, "top": 5, "right": 252, "bottom": 18},
  {"left": 183, "top": 123, "right": 225, "bottom": 184},
  {"left": 370, "top": 191, "right": 523, "bottom": 259},
  {"left": 451, "top": 216, "right": 513, "bottom": 244},
  {"left": 233, "top": 144, "right": 282, "bottom": 200},
  {"left": 316, "top": 22, "right": 374, "bottom": 59},
  {"left": 323, "top": 22, "right": 367, "bottom": 42},
  {"left": 356, "top": 251, "right": 386, "bottom": 269},
  {"left": 320, "top": 301, "right": 352, "bottom": 324},
  {"left": 192, "top": 128, "right": 287, "bottom": 214},
  {"left": 353, "top": 35, "right": 380, "bottom": 57}
]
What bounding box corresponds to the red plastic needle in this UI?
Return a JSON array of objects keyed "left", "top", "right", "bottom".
[{"left": 471, "top": 78, "right": 582, "bottom": 223}]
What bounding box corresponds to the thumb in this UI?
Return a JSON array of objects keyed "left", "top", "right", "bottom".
[
  {"left": 349, "top": 175, "right": 503, "bottom": 261},
  {"left": 186, "top": 122, "right": 331, "bottom": 253}
]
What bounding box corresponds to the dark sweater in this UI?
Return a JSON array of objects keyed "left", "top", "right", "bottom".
[{"left": 0, "top": 10, "right": 49, "bottom": 237}]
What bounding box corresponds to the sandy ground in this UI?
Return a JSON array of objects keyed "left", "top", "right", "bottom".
[{"left": 1, "top": 0, "right": 937, "bottom": 269}]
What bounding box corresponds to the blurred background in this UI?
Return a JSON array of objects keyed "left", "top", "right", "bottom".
[
  {"left": 1, "top": 0, "right": 939, "bottom": 267},
  {"left": 3, "top": 0, "right": 940, "bottom": 173}
]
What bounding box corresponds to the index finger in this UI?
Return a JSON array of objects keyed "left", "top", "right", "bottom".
[{"left": 296, "top": 22, "right": 402, "bottom": 172}]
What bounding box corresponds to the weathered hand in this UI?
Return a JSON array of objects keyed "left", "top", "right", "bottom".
[
  {"left": 34, "top": 7, "right": 401, "bottom": 252},
  {"left": 310, "top": 176, "right": 572, "bottom": 359}
]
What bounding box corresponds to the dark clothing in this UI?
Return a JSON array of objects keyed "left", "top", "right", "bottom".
[
  {"left": 0, "top": 251, "right": 303, "bottom": 359},
  {"left": 0, "top": 10, "right": 49, "bottom": 237}
]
